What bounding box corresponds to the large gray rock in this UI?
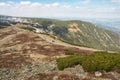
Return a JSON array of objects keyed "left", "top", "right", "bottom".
[{"left": 64, "top": 65, "right": 86, "bottom": 79}]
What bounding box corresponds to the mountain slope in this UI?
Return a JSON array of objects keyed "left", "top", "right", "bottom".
[
  {"left": 0, "top": 24, "right": 96, "bottom": 80},
  {"left": 0, "top": 16, "right": 120, "bottom": 80},
  {"left": 29, "top": 18, "right": 120, "bottom": 52},
  {"left": 0, "top": 15, "right": 120, "bottom": 52},
  {"left": 0, "top": 24, "right": 93, "bottom": 69}
]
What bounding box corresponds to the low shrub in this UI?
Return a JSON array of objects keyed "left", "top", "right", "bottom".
[
  {"left": 64, "top": 49, "right": 74, "bottom": 55},
  {"left": 57, "top": 52, "right": 120, "bottom": 72},
  {"left": 57, "top": 55, "right": 84, "bottom": 70}
]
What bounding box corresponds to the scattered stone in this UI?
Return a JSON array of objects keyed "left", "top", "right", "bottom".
[
  {"left": 95, "top": 71, "right": 102, "bottom": 77},
  {"left": 109, "top": 72, "right": 120, "bottom": 80},
  {"left": 53, "top": 76, "right": 58, "bottom": 80}
]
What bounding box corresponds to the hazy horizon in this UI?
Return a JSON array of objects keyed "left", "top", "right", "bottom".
[{"left": 0, "top": 0, "right": 120, "bottom": 19}]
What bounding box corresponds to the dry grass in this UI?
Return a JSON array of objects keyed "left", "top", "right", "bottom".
[{"left": 0, "top": 25, "right": 93, "bottom": 69}]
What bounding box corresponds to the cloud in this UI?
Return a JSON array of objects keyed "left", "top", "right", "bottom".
[
  {"left": 19, "top": 1, "right": 42, "bottom": 7},
  {"left": 0, "top": 1, "right": 119, "bottom": 19},
  {"left": 78, "top": 0, "right": 91, "bottom": 4},
  {"left": 111, "top": 0, "right": 120, "bottom": 3},
  {"left": 51, "top": 2, "right": 60, "bottom": 7},
  {"left": 0, "top": 2, "right": 5, "bottom": 6},
  {"left": 0, "top": 2, "right": 10, "bottom": 6},
  {"left": 20, "top": 1, "right": 31, "bottom": 5},
  {"left": 31, "top": 3, "right": 42, "bottom": 7},
  {"left": 82, "top": 0, "right": 91, "bottom": 4},
  {"left": 63, "top": 5, "right": 71, "bottom": 8}
]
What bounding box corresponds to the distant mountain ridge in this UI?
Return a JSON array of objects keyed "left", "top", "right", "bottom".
[
  {"left": 83, "top": 19, "right": 120, "bottom": 34},
  {"left": 0, "top": 15, "right": 120, "bottom": 52}
]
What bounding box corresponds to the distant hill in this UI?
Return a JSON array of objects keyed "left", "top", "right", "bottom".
[
  {"left": 27, "top": 18, "right": 120, "bottom": 52},
  {"left": 83, "top": 19, "right": 120, "bottom": 34},
  {"left": 0, "top": 15, "right": 120, "bottom": 52}
]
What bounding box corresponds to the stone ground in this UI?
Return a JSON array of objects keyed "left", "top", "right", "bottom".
[{"left": 1, "top": 59, "right": 120, "bottom": 80}]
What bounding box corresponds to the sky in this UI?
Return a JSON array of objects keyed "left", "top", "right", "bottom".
[{"left": 0, "top": 0, "right": 120, "bottom": 19}]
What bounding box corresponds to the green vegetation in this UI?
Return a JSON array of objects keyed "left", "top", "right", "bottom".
[
  {"left": 0, "top": 22, "right": 10, "bottom": 28},
  {"left": 59, "top": 39, "right": 88, "bottom": 47},
  {"left": 57, "top": 52, "right": 120, "bottom": 72},
  {"left": 57, "top": 55, "right": 84, "bottom": 70},
  {"left": 64, "top": 49, "right": 75, "bottom": 55},
  {"left": 21, "top": 27, "right": 35, "bottom": 31},
  {"left": 41, "top": 21, "right": 53, "bottom": 29},
  {"left": 52, "top": 26, "right": 68, "bottom": 38},
  {"left": 36, "top": 73, "right": 46, "bottom": 76}
]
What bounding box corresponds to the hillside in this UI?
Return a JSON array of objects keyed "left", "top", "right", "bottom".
[
  {"left": 0, "top": 24, "right": 89, "bottom": 79},
  {"left": 28, "top": 18, "right": 120, "bottom": 52},
  {"left": 0, "top": 15, "right": 120, "bottom": 52},
  {"left": 0, "top": 24, "right": 120, "bottom": 80},
  {"left": 0, "top": 16, "right": 120, "bottom": 79}
]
